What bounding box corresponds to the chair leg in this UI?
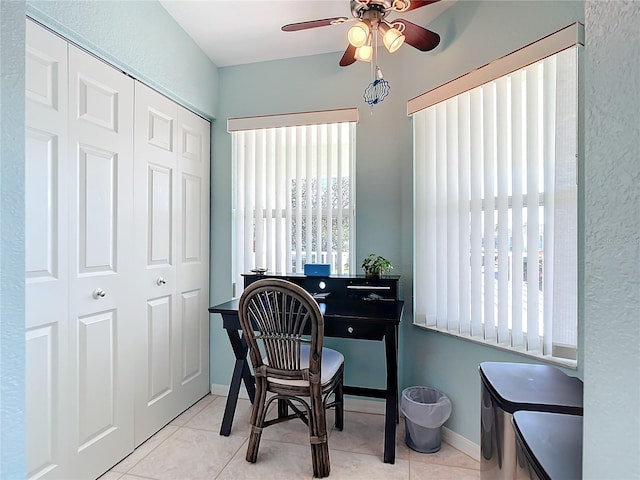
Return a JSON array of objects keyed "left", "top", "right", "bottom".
[
  {"left": 309, "top": 389, "right": 331, "bottom": 478},
  {"left": 246, "top": 381, "right": 267, "bottom": 463},
  {"left": 335, "top": 376, "right": 344, "bottom": 431}
]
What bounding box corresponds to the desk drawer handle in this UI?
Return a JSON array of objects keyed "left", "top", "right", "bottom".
[{"left": 347, "top": 326, "right": 354, "bottom": 334}]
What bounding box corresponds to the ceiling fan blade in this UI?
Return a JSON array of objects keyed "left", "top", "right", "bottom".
[
  {"left": 404, "top": 0, "right": 441, "bottom": 12},
  {"left": 395, "top": 18, "right": 440, "bottom": 51},
  {"left": 282, "top": 17, "right": 349, "bottom": 32},
  {"left": 339, "top": 44, "right": 357, "bottom": 67}
]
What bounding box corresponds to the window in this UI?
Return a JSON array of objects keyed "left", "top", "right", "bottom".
[
  {"left": 409, "top": 24, "right": 582, "bottom": 364},
  {"left": 229, "top": 109, "right": 357, "bottom": 291}
]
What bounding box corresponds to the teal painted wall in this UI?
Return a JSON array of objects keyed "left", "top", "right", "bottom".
[
  {"left": 0, "top": 2, "right": 26, "bottom": 477},
  {"left": 27, "top": 0, "right": 219, "bottom": 119},
  {"left": 583, "top": 1, "right": 640, "bottom": 477},
  {"left": 210, "top": 0, "right": 585, "bottom": 445}
]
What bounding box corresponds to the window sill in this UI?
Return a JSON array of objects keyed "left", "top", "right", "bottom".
[{"left": 412, "top": 322, "right": 578, "bottom": 370}]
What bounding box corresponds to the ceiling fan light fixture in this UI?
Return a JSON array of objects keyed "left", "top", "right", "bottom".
[
  {"left": 348, "top": 21, "right": 370, "bottom": 47},
  {"left": 354, "top": 44, "right": 373, "bottom": 62},
  {"left": 379, "top": 22, "right": 405, "bottom": 53},
  {"left": 392, "top": 0, "right": 411, "bottom": 12}
]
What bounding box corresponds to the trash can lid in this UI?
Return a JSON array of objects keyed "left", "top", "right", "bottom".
[
  {"left": 512, "top": 411, "right": 582, "bottom": 480},
  {"left": 479, "top": 362, "right": 583, "bottom": 414}
]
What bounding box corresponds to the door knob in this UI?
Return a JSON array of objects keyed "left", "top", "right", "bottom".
[
  {"left": 93, "top": 288, "right": 106, "bottom": 299},
  {"left": 156, "top": 277, "right": 167, "bottom": 286}
]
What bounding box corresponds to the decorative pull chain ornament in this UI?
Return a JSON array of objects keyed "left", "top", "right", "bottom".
[{"left": 364, "top": 66, "right": 390, "bottom": 108}]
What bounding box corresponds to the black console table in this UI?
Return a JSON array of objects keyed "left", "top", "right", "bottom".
[{"left": 209, "top": 273, "right": 403, "bottom": 464}]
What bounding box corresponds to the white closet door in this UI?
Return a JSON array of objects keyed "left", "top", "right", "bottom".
[
  {"left": 25, "top": 20, "right": 70, "bottom": 480},
  {"left": 175, "top": 105, "right": 210, "bottom": 408},
  {"left": 133, "top": 82, "right": 180, "bottom": 444},
  {"left": 133, "top": 84, "right": 210, "bottom": 444},
  {"left": 66, "top": 44, "right": 135, "bottom": 478}
]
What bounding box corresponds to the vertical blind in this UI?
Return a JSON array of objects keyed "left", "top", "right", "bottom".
[
  {"left": 230, "top": 110, "right": 357, "bottom": 292},
  {"left": 412, "top": 35, "right": 580, "bottom": 361}
]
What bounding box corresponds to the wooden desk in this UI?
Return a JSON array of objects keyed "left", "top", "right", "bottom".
[{"left": 209, "top": 281, "right": 403, "bottom": 464}]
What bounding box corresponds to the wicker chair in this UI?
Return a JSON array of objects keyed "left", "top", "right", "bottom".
[{"left": 238, "top": 278, "right": 344, "bottom": 478}]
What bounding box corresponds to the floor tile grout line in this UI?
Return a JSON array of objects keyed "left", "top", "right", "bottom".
[
  {"left": 109, "top": 394, "right": 217, "bottom": 477},
  {"left": 213, "top": 436, "right": 249, "bottom": 480},
  {"left": 111, "top": 424, "right": 183, "bottom": 476}
]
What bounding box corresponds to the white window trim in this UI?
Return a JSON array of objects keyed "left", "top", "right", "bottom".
[
  {"left": 228, "top": 108, "right": 359, "bottom": 132},
  {"left": 407, "top": 23, "right": 584, "bottom": 115}
]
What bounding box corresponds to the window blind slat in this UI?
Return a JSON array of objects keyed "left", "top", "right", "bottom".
[
  {"left": 436, "top": 103, "right": 448, "bottom": 330},
  {"left": 543, "top": 55, "right": 557, "bottom": 355},
  {"left": 254, "top": 130, "right": 265, "bottom": 269},
  {"left": 326, "top": 125, "right": 334, "bottom": 270},
  {"left": 511, "top": 70, "right": 525, "bottom": 348},
  {"left": 469, "top": 88, "right": 484, "bottom": 337},
  {"left": 446, "top": 99, "right": 460, "bottom": 333},
  {"left": 551, "top": 48, "right": 578, "bottom": 359},
  {"left": 264, "top": 130, "right": 274, "bottom": 271},
  {"left": 458, "top": 93, "right": 471, "bottom": 336},
  {"left": 496, "top": 77, "right": 510, "bottom": 344},
  {"left": 425, "top": 107, "right": 437, "bottom": 326},
  {"left": 413, "top": 113, "right": 426, "bottom": 325},
  {"left": 336, "top": 125, "right": 344, "bottom": 275},
  {"left": 305, "top": 127, "right": 313, "bottom": 265},
  {"left": 244, "top": 132, "right": 256, "bottom": 277},
  {"left": 295, "top": 127, "right": 304, "bottom": 272},
  {"left": 274, "top": 129, "right": 285, "bottom": 274},
  {"left": 285, "top": 127, "right": 294, "bottom": 275},
  {"left": 482, "top": 84, "right": 497, "bottom": 341},
  {"left": 525, "top": 64, "right": 541, "bottom": 353}
]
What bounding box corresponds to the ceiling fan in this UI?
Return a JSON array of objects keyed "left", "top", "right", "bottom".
[{"left": 281, "top": 0, "right": 441, "bottom": 67}]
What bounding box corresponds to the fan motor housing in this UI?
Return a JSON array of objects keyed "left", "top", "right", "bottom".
[{"left": 351, "top": 0, "right": 408, "bottom": 19}]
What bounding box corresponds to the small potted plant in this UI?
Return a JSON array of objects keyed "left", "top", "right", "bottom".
[{"left": 361, "top": 253, "right": 393, "bottom": 278}]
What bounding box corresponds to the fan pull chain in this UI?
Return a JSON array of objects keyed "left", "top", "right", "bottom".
[{"left": 363, "top": 26, "right": 390, "bottom": 111}]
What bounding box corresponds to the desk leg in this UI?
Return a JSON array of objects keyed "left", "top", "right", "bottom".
[
  {"left": 220, "top": 328, "right": 255, "bottom": 436},
  {"left": 383, "top": 324, "right": 398, "bottom": 464}
]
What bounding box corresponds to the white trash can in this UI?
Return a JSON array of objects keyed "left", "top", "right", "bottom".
[{"left": 401, "top": 386, "right": 452, "bottom": 453}]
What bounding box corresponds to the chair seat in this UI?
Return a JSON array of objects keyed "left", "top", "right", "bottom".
[{"left": 266, "top": 345, "right": 344, "bottom": 387}]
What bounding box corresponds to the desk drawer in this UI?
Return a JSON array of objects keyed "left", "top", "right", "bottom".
[{"left": 325, "top": 319, "right": 385, "bottom": 341}]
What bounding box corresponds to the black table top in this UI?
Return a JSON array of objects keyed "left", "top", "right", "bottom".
[
  {"left": 479, "top": 362, "right": 583, "bottom": 415},
  {"left": 513, "top": 411, "right": 583, "bottom": 480},
  {"left": 209, "top": 298, "right": 404, "bottom": 325}
]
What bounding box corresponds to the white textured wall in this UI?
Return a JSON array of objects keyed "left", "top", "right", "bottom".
[{"left": 583, "top": 1, "right": 640, "bottom": 477}]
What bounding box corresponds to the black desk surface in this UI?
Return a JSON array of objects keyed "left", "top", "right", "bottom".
[
  {"left": 513, "top": 411, "right": 583, "bottom": 480},
  {"left": 210, "top": 298, "right": 403, "bottom": 324},
  {"left": 210, "top": 298, "right": 403, "bottom": 341}
]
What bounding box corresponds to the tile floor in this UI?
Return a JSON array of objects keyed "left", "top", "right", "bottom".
[{"left": 101, "top": 394, "right": 479, "bottom": 480}]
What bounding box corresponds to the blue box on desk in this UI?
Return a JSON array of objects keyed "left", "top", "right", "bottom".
[{"left": 304, "top": 263, "right": 331, "bottom": 277}]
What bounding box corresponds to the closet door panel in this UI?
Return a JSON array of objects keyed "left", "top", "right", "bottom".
[
  {"left": 68, "top": 43, "right": 135, "bottom": 479},
  {"left": 25, "top": 20, "right": 69, "bottom": 480},
  {"left": 133, "top": 82, "right": 180, "bottom": 445},
  {"left": 176, "top": 107, "right": 210, "bottom": 403}
]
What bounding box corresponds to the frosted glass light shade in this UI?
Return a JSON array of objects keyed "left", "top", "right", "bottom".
[
  {"left": 383, "top": 27, "right": 405, "bottom": 53},
  {"left": 348, "top": 21, "right": 370, "bottom": 47},
  {"left": 354, "top": 45, "right": 373, "bottom": 62}
]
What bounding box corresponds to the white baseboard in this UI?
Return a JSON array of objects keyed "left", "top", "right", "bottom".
[
  {"left": 210, "top": 383, "right": 480, "bottom": 461},
  {"left": 442, "top": 426, "right": 481, "bottom": 461}
]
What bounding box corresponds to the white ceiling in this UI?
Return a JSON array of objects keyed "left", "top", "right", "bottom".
[{"left": 159, "top": 0, "right": 452, "bottom": 67}]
